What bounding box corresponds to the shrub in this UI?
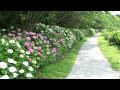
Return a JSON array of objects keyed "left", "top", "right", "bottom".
[
  {"left": 102, "top": 29, "right": 120, "bottom": 46},
  {"left": 0, "top": 23, "right": 96, "bottom": 79}
]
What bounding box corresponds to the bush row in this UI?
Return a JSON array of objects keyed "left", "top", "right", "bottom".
[{"left": 0, "top": 23, "right": 96, "bottom": 79}]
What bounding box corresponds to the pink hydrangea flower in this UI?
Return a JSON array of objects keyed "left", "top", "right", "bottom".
[
  {"left": 30, "top": 42, "right": 35, "bottom": 47},
  {"left": 37, "top": 34, "right": 42, "bottom": 37},
  {"left": 37, "top": 46, "right": 42, "bottom": 51},
  {"left": 26, "top": 37, "right": 31, "bottom": 40},
  {"left": 53, "top": 38, "right": 57, "bottom": 42},
  {"left": 43, "top": 56, "right": 46, "bottom": 59},
  {"left": 37, "top": 34, "right": 40, "bottom": 36},
  {"left": 24, "top": 31, "right": 29, "bottom": 35},
  {"left": 29, "top": 32, "right": 36, "bottom": 36},
  {"left": 38, "top": 52, "right": 42, "bottom": 56},
  {"left": 17, "top": 36, "right": 22, "bottom": 39},
  {"left": 28, "top": 48, "right": 34, "bottom": 53},
  {"left": 39, "top": 35, "right": 44, "bottom": 39},
  {"left": 24, "top": 42, "right": 30, "bottom": 47},
  {"left": 32, "top": 36, "right": 38, "bottom": 39},
  {"left": 44, "top": 36, "right": 47, "bottom": 39},
  {"left": 8, "top": 33, "right": 13, "bottom": 36},
  {"left": 17, "top": 33, "right": 22, "bottom": 36},
  {"left": 61, "top": 38, "right": 65, "bottom": 43},
  {"left": 52, "top": 48, "right": 57, "bottom": 55}
]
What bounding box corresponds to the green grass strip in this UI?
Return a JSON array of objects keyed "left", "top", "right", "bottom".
[
  {"left": 98, "top": 35, "right": 120, "bottom": 71},
  {"left": 35, "top": 38, "right": 88, "bottom": 79}
]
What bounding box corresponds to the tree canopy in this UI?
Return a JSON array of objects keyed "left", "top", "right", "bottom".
[{"left": 0, "top": 11, "right": 120, "bottom": 30}]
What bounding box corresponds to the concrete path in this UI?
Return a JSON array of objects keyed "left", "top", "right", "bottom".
[{"left": 66, "top": 34, "right": 120, "bottom": 79}]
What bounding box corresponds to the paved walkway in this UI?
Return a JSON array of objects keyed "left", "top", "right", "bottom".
[{"left": 66, "top": 34, "right": 120, "bottom": 79}]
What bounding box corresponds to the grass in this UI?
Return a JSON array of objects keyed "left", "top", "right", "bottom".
[
  {"left": 35, "top": 38, "right": 88, "bottom": 79},
  {"left": 98, "top": 35, "right": 120, "bottom": 71}
]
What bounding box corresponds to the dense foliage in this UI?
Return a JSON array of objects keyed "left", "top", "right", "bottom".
[
  {"left": 1, "top": 11, "right": 120, "bottom": 30},
  {"left": 0, "top": 11, "right": 120, "bottom": 79},
  {"left": 0, "top": 23, "right": 96, "bottom": 79},
  {"left": 102, "top": 29, "right": 120, "bottom": 46}
]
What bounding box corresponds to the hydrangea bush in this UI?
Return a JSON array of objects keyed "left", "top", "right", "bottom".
[{"left": 0, "top": 23, "right": 95, "bottom": 79}]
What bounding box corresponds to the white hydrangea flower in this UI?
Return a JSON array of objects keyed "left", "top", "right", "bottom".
[
  {"left": 19, "top": 54, "right": 24, "bottom": 58},
  {"left": 8, "top": 58, "right": 14, "bottom": 62},
  {"left": 9, "top": 40, "right": 15, "bottom": 44},
  {"left": 2, "top": 41, "right": 5, "bottom": 44},
  {"left": 6, "top": 43, "right": 9, "bottom": 46},
  {"left": 13, "top": 73, "right": 18, "bottom": 78},
  {"left": 14, "top": 61, "right": 17, "bottom": 64},
  {"left": 16, "top": 44, "right": 21, "bottom": 48},
  {"left": 9, "top": 67, "right": 17, "bottom": 73},
  {"left": 26, "top": 73, "right": 33, "bottom": 78},
  {"left": 2, "top": 29, "right": 6, "bottom": 31},
  {"left": 8, "top": 58, "right": 17, "bottom": 64},
  {"left": 0, "top": 62, "right": 7, "bottom": 69},
  {"left": 23, "top": 61, "right": 29, "bottom": 66},
  {"left": 11, "top": 26, "right": 14, "bottom": 29},
  {"left": 1, "top": 39, "right": 5, "bottom": 44},
  {"left": 20, "top": 49, "right": 25, "bottom": 53},
  {"left": 33, "top": 47, "right": 37, "bottom": 49},
  {"left": 1, "top": 39, "right": 5, "bottom": 42},
  {"left": 32, "top": 60, "right": 37, "bottom": 64},
  {"left": 12, "top": 34, "right": 15, "bottom": 36},
  {"left": 26, "top": 51, "right": 30, "bottom": 55},
  {"left": 37, "top": 23, "right": 39, "bottom": 26},
  {"left": 26, "top": 56, "right": 30, "bottom": 58},
  {"left": 11, "top": 31, "right": 16, "bottom": 33},
  {"left": 41, "top": 30, "right": 44, "bottom": 33},
  {"left": 8, "top": 49, "right": 13, "bottom": 54},
  {"left": 28, "top": 66, "right": 33, "bottom": 71},
  {"left": 49, "top": 29, "right": 53, "bottom": 32},
  {"left": 15, "top": 41, "right": 19, "bottom": 44},
  {"left": 37, "top": 57, "right": 40, "bottom": 60},
  {"left": 19, "top": 69, "right": 24, "bottom": 73},
  {"left": 0, "top": 75, "right": 9, "bottom": 79}
]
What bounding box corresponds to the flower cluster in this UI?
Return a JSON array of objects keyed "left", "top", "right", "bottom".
[
  {"left": 0, "top": 23, "right": 95, "bottom": 79},
  {"left": 0, "top": 38, "right": 34, "bottom": 79}
]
